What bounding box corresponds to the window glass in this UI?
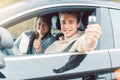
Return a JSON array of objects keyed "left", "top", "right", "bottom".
[
  {"left": 7, "top": 18, "right": 36, "bottom": 37},
  {"left": 6, "top": 18, "right": 36, "bottom": 55},
  {"left": 109, "top": 9, "right": 120, "bottom": 48}
]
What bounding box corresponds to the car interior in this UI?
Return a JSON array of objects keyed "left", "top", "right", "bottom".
[
  {"left": 0, "top": 9, "right": 96, "bottom": 56},
  {"left": 0, "top": 27, "right": 13, "bottom": 56}
]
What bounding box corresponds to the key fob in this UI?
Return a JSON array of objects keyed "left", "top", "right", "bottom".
[{"left": 88, "top": 15, "right": 96, "bottom": 24}]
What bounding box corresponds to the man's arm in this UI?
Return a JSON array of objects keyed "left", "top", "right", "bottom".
[{"left": 73, "top": 24, "right": 101, "bottom": 53}]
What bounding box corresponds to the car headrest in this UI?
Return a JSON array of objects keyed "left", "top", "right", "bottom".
[
  {"left": 0, "top": 27, "right": 13, "bottom": 49},
  {"left": 51, "top": 16, "right": 58, "bottom": 30},
  {"left": 51, "top": 15, "right": 61, "bottom": 30}
]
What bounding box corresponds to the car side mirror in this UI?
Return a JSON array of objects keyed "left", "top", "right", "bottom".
[
  {"left": 0, "top": 27, "right": 13, "bottom": 69},
  {"left": 0, "top": 27, "right": 13, "bottom": 48}
]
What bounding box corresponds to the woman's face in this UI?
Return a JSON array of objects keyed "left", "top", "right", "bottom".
[{"left": 36, "top": 17, "right": 49, "bottom": 36}]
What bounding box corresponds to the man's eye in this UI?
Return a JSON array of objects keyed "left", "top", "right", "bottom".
[
  {"left": 69, "top": 20, "right": 73, "bottom": 24},
  {"left": 69, "top": 22, "right": 73, "bottom": 24},
  {"left": 62, "top": 22, "right": 65, "bottom": 25}
]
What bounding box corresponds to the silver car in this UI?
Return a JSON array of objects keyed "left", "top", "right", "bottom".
[{"left": 0, "top": 0, "right": 120, "bottom": 80}]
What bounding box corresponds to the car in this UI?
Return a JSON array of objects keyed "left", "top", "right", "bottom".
[{"left": 0, "top": 0, "right": 120, "bottom": 80}]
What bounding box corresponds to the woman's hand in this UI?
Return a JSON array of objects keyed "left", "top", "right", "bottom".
[{"left": 33, "top": 38, "right": 42, "bottom": 52}]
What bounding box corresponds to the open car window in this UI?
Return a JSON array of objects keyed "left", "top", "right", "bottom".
[
  {"left": 7, "top": 18, "right": 36, "bottom": 38},
  {"left": 4, "top": 8, "right": 98, "bottom": 56}
]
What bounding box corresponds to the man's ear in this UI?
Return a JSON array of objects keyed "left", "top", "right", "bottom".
[{"left": 77, "top": 22, "right": 80, "bottom": 28}]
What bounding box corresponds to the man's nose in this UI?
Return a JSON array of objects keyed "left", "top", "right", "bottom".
[{"left": 64, "top": 23, "right": 69, "bottom": 29}]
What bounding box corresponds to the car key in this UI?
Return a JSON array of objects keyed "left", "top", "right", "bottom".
[{"left": 88, "top": 15, "right": 96, "bottom": 24}]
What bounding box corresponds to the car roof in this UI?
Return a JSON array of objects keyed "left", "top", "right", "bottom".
[
  {"left": 0, "top": 0, "right": 120, "bottom": 27},
  {"left": 0, "top": 0, "right": 120, "bottom": 16}
]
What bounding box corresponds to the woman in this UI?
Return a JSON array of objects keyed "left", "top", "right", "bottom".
[{"left": 26, "top": 15, "right": 56, "bottom": 54}]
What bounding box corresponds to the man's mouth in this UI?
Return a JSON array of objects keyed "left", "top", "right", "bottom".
[{"left": 64, "top": 29, "right": 72, "bottom": 33}]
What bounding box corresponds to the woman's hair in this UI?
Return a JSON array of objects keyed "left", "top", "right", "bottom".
[
  {"left": 36, "top": 14, "right": 52, "bottom": 35},
  {"left": 27, "top": 15, "right": 52, "bottom": 54}
]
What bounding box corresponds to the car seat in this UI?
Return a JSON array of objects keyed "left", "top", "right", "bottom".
[
  {"left": 12, "top": 30, "right": 34, "bottom": 55},
  {"left": 0, "top": 27, "right": 14, "bottom": 56}
]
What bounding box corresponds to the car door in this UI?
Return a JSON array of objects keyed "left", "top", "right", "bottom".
[
  {"left": 0, "top": 11, "right": 112, "bottom": 80},
  {"left": 0, "top": 51, "right": 111, "bottom": 80}
]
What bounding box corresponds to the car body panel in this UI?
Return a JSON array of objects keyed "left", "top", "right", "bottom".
[
  {"left": 0, "top": 51, "right": 111, "bottom": 79},
  {"left": 0, "top": 0, "right": 120, "bottom": 28},
  {"left": 99, "top": 8, "right": 114, "bottom": 50}
]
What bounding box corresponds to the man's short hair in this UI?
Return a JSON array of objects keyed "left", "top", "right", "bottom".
[{"left": 59, "top": 11, "right": 81, "bottom": 23}]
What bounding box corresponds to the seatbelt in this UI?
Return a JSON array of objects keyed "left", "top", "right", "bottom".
[
  {"left": 62, "top": 40, "right": 76, "bottom": 52},
  {"left": 53, "top": 54, "right": 86, "bottom": 73},
  {"left": 53, "top": 40, "right": 87, "bottom": 73}
]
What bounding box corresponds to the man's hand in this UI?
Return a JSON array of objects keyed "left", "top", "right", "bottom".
[{"left": 85, "top": 24, "right": 101, "bottom": 48}]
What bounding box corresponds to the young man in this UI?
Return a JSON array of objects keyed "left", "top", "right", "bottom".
[{"left": 45, "top": 11, "right": 101, "bottom": 54}]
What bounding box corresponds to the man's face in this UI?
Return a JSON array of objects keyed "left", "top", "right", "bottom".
[
  {"left": 36, "top": 18, "right": 49, "bottom": 36},
  {"left": 60, "top": 14, "right": 80, "bottom": 38}
]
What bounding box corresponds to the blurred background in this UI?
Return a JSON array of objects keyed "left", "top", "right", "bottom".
[
  {"left": 0, "top": 0, "right": 35, "bottom": 37},
  {"left": 0, "top": 0, "right": 120, "bottom": 37},
  {"left": 0, "top": 0, "right": 24, "bottom": 9}
]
